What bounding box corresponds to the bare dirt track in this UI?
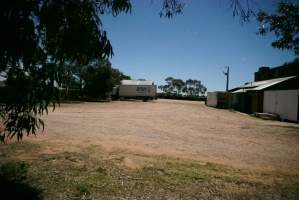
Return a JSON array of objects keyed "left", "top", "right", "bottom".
[{"left": 33, "top": 99, "right": 299, "bottom": 172}]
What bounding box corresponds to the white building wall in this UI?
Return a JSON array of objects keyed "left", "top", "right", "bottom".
[
  {"left": 207, "top": 92, "right": 218, "bottom": 107},
  {"left": 263, "top": 90, "right": 299, "bottom": 121}
]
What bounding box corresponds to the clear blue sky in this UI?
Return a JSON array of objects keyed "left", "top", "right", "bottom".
[{"left": 102, "top": 0, "right": 296, "bottom": 91}]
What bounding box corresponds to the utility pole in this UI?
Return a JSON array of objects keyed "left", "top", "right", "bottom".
[{"left": 223, "top": 66, "right": 229, "bottom": 91}]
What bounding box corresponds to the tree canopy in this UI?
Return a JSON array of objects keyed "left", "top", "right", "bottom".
[
  {"left": 0, "top": 0, "right": 132, "bottom": 142},
  {"left": 159, "top": 77, "right": 207, "bottom": 96},
  {"left": 257, "top": 2, "right": 299, "bottom": 55},
  {"left": 81, "top": 59, "right": 131, "bottom": 99}
]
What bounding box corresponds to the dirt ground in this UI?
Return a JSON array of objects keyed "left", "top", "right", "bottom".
[{"left": 29, "top": 99, "right": 299, "bottom": 173}]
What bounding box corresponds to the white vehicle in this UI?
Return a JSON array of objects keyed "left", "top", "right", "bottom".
[{"left": 112, "top": 80, "right": 157, "bottom": 101}]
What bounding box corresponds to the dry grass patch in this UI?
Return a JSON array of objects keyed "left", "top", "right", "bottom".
[{"left": 0, "top": 141, "right": 298, "bottom": 199}]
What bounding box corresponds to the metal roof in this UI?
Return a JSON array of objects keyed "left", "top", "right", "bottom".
[
  {"left": 232, "top": 76, "right": 296, "bottom": 93},
  {"left": 121, "top": 80, "right": 154, "bottom": 86}
]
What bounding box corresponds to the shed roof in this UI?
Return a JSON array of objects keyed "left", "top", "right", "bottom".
[{"left": 232, "top": 76, "right": 296, "bottom": 93}]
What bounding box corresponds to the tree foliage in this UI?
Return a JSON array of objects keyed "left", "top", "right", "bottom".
[
  {"left": 82, "top": 63, "right": 114, "bottom": 99},
  {"left": 81, "top": 59, "right": 130, "bottom": 99},
  {"left": 160, "top": 0, "right": 255, "bottom": 21},
  {"left": 230, "top": 0, "right": 255, "bottom": 22},
  {"left": 257, "top": 2, "right": 299, "bottom": 55},
  {"left": 159, "top": 0, "right": 184, "bottom": 18},
  {"left": 159, "top": 77, "right": 207, "bottom": 96},
  {"left": 0, "top": 0, "right": 131, "bottom": 142}
]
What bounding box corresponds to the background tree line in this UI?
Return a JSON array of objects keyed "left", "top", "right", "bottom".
[{"left": 158, "top": 77, "right": 207, "bottom": 101}]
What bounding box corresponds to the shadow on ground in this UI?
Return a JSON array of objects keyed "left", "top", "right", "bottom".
[{"left": 0, "top": 161, "right": 42, "bottom": 200}]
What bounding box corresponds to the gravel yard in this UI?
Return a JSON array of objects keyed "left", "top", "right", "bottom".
[{"left": 30, "top": 99, "right": 299, "bottom": 173}]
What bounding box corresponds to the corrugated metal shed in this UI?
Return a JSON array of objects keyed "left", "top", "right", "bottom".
[
  {"left": 232, "top": 76, "right": 296, "bottom": 93},
  {"left": 121, "top": 80, "right": 154, "bottom": 86}
]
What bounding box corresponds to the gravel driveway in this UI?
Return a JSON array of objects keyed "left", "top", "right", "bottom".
[{"left": 36, "top": 99, "right": 299, "bottom": 172}]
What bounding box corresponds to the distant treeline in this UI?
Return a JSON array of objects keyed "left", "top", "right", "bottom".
[{"left": 158, "top": 77, "right": 207, "bottom": 101}]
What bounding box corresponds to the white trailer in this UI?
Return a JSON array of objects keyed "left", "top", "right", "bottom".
[{"left": 112, "top": 80, "right": 157, "bottom": 101}]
